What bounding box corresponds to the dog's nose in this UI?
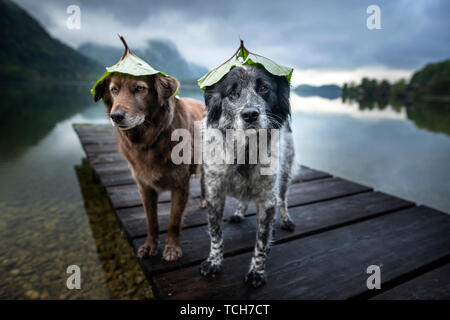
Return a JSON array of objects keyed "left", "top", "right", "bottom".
[
  {"left": 111, "top": 111, "right": 125, "bottom": 123},
  {"left": 241, "top": 107, "right": 260, "bottom": 123}
]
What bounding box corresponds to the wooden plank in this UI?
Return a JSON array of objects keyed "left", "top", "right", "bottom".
[
  {"left": 371, "top": 263, "right": 450, "bottom": 300},
  {"left": 98, "top": 171, "right": 135, "bottom": 187},
  {"left": 293, "top": 166, "right": 331, "bottom": 182},
  {"left": 93, "top": 164, "right": 331, "bottom": 188},
  {"left": 119, "top": 197, "right": 241, "bottom": 241},
  {"left": 92, "top": 161, "right": 134, "bottom": 187},
  {"left": 93, "top": 161, "right": 129, "bottom": 175},
  {"left": 106, "top": 178, "right": 203, "bottom": 209},
  {"left": 74, "top": 125, "right": 117, "bottom": 153},
  {"left": 79, "top": 135, "right": 117, "bottom": 145},
  {"left": 131, "top": 191, "right": 413, "bottom": 275},
  {"left": 74, "top": 124, "right": 114, "bottom": 136},
  {"left": 92, "top": 165, "right": 330, "bottom": 189},
  {"left": 152, "top": 206, "right": 450, "bottom": 299},
  {"left": 87, "top": 152, "right": 125, "bottom": 164},
  {"left": 74, "top": 126, "right": 117, "bottom": 152},
  {"left": 73, "top": 125, "right": 114, "bottom": 138},
  {"left": 83, "top": 142, "right": 119, "bottom": 154},
  {"left": 286, "top": 177, "right": 371, "bottom": 206},
  {"left": 116, "top": 177, "right": 371, "bottom": 239}
]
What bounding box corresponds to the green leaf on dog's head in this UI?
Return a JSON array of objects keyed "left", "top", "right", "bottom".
[
  {"left": 245, "top": 54, "right": 293, "bottom": 82},
  {"left": 197, "top": 57, "right": 242, "bottom": 92},
  {"left": 197, "top": 40, "right": 293, "bottom": 90},
  {"left": 91, "top": 35, "right": 170, "bottom": 96}
]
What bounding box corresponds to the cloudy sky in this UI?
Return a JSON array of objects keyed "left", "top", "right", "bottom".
[{"left": 13, "top": 0, "right": 450, "bottom": 85}]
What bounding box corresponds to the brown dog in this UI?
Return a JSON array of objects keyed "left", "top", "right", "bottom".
[{"left": 94, "top": 73, "right": 205, "bottom": 261}]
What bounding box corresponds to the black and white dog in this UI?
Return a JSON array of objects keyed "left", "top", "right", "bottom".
[{"left": 200, "top": 65, "right": 295, "bottom": 287}]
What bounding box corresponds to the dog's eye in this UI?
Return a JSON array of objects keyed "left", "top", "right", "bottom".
[
  {"left": 135, "top": 85, "right": 147, "bottom": 93},
  {"left": 228, "top": 88, "right": 238, "bottom": 100},
  {"left": 110, "top": 86, "right": 119, "bottom": 94},
  {"left": 259, "top": 85, "right": 269, "bottom": 94}
]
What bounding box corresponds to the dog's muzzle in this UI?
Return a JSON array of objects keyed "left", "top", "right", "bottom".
[{"left": 110, "top": 111, "right": 145, "bottom": 130}]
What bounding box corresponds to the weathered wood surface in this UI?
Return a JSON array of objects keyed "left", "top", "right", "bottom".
[
  {"left": 132, "top": 192, "right": 413, "bottom": 275},
  {"left": 73, "top": 123, "right": 450, "bottom": 300},
  {"left": 153, "top": 206, "right": 450, "bottom": 299},
  {"left": 371, "top": 263, "right": 450, "bottom": 300},
  {"left": 115, "top": 177, "right": 371, "bottom": 239}
]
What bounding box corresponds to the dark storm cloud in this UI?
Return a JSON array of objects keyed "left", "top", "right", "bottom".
[
  {"left": 64, "top": 0, "right": 236, "bottom": 26},
  {"left": 13, "top": 0, "right": 450, "bottom": 70}
]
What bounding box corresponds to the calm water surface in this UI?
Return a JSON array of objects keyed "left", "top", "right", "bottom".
[{"left": 0, "top": 83, "right": 448, "bottom": 299}]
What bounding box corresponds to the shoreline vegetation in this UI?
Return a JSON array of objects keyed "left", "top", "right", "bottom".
[
  {"left": 342, "top": 59, "right": 450, "bottom": 108},
  {"left": 291, "top": 60, "right": 450, "bottom": 137},
  {"left": 340, "top": 60, "right": 450, "bottom": 136}
]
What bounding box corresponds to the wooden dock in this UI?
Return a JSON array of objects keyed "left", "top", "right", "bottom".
[{"left": 74, "top": 123, "right": 450, "bottom": 300}]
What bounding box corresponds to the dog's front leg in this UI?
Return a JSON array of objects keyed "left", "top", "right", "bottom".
[
  {"left": 163, "top": 187, "right": 189, "bottom": 261},
  {"left": 245, "top": 200, "right": 276, "bottom": 288},
  {"left": 200, "top": 192, "right": 225, "bottom": 276},
  {"left": 199, "top": 165, "right": 207, "bottom": 208},
  {"left": 136, "top": 182, "right": 159, "bottom": 258}
]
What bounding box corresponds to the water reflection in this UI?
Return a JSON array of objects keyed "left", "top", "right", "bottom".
[
  {"left": 291, "top": 93, "right": 450, "bottom": 214},
  {"left": 404, "top": 101, "right": 450, "bottom": 136},
  {"left": 0, "top": 83, "right": 112, "bottom": 299},
  {"left": 74, "top": 159, "right": 153, "bottom": 299},
  {"left": 341, "top": 94, "right": 450, "bottom": 136},
  {"left": 0, "top": 84, "right": 95, "bottom": 159}
]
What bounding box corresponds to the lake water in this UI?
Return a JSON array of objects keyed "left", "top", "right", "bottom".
[{"left": 0, "top": 83, "right": 449, "bottom": 299}]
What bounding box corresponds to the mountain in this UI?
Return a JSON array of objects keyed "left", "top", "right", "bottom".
[
  {"left": 0, "top": 0, "right": 102, "bottom": 82},
  {"left": 79, "top": 40, "right": 208, "bottom": 81},
  {"left": 294, "top": 84, "right": 342, "bottom": 99}
]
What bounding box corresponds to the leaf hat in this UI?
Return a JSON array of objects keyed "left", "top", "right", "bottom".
[
  {"left": 197, "top": 40, "right": 293, "bottom": 90},
  {"left": 91, "top": 35, "right": 176, "bottom": 96}
]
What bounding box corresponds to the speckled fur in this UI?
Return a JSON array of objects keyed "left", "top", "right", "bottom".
[{"left": 200, "top": 65, "right": 295, "bottom": 287}]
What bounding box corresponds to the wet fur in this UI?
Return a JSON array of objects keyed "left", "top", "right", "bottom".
[
  {"left": 200, "top": 66, "right": 296, "bottom": 287},
  {"left": 94, "top": 73, "right": 205, "bottom": 261}
]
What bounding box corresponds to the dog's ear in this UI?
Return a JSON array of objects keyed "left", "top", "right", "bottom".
[
  {"left": 277, "top": 76, "right": 291, "bottom": 121},
  {"left": 154, "top": 73, "right": 179, "bottom": 106},
  {"left": 93, "top": 78, "right": 110, "bottom": 102},
  {"left": 204, "top": 90, "right": 222, "bottom": 126}
]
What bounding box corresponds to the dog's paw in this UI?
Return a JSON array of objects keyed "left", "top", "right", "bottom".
[
  {"left": 245, "top": 270, "right": 266, "bottom": 288},
  {"left": 162, "top": 245, "right": 182, "bottom": 262},
  {"left": 280, "top": 218, "right": 296, "bottom": 231},
  {"left": 229, "top": 214, "right": 244, "bottom": 223},
  {"left": 199, "top": 199, "right": 207, "bottom": 209},
  {"left": 137, "top": 242, "right": 158, "bottom": 259},
  {"left": 200, "top": 260, "right": 222, "bottom": 276}
]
